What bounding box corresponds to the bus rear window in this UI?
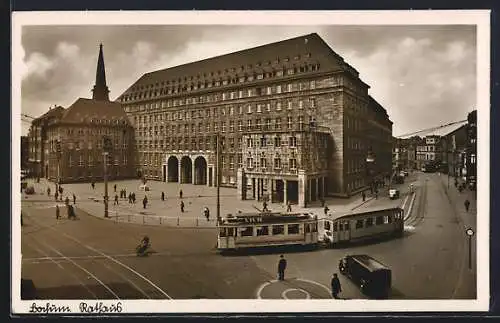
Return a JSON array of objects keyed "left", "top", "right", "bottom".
[
  {"left": 288, "top": 224, "right": 300, "bottom": 234},
  {"left": 355, "top": 220, "right": 363, "bottom": 229},
  {"left": 375, "top": 216, "right": 383, "bottom": 225},
  {"left": 228, "top": 228, "right": 235, "bottom": 237},
  {"left": 344, "top": 222, "right": 350, "bottom": 230},
  {"left": 241, "top": 226, "right": 253, "bottom": 237},
  {"left": 219, "top": 228, "right": 227, "bottom": 237},
  {"left": 366, "top": 218, "right": 374, "bottom": 227},
  {"left": 272, "top": 225, "right": 285, "bottom": 235}
]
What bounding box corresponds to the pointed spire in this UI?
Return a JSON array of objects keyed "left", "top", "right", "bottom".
[{"left": 92, "top": 43, "right": 110, "bottom": 101}]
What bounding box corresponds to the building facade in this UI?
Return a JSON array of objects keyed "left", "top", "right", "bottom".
[
  {"left": 465, "top": 110, "right": 477, "bottom": 189},
  {"left": 117, "top": 33, "right": 393, "bottom": 206},
  {"left": 416, "top": 135, "right": 442, "bottom": 170},
  {"left": 440, "top": 124, "right": 467, "bottom": 177},
  {"left": 27, "top": 106, "right": 65, "bottom": 178},
  {"left": 21, "top": 136, "right": 30, "bottom": 171},
  {"left": 30, "top": 44, "right": 135, "bottom": 184}
]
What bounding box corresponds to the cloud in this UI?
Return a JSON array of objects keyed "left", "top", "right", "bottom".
[{"left": 18, "top": 25, "right": 476, "bottom": 137}]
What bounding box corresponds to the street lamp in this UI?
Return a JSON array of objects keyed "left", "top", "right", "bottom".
[
  {"left": 466, "top": 228, "right": 474, "bottom": 269},
  {"left": 103, "top": 136, "right": 112, "bottom": 218},
  {"left": 366, "top": 148, "right": 375, "bottom": 193}
]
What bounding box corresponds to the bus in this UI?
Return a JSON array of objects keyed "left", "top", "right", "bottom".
[
  {"left": 216, "top": 212, "right": 319, "bottom": 251},
  {"left": 318, "top": 206, "right": 404, "bottom": 247}
]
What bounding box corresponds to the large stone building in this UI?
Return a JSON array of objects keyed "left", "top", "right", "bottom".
[
  {"left": 465, "top": 110, "right": 477, "bottom": 189},
  {"left": 27, "top": 105, "right": 65, "bottom": 178},
  {"left": 29, "top": 44, "right": 135, "bottom": 183},
  {"left": 21, "top": 136, "right": 30, "bottom": 171},
  {"left": 416, "top": 135, "right": 442, "bottom": 170},
  {"left": 117, "top": 33, "right": 393, "bottom": 206}
]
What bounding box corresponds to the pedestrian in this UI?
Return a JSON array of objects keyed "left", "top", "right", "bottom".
[
  {"left": 65, "top": 196, "right": 70, "bottom": 206},
  {"left": 114, "top": 184, "right": 117, "bottom": 193},
  {"left": 66, "top": 204, "right": 71, "bottom": 219},
  {"left": 362, "top": 191, "right": 366, "bottom": 202},
  {"left": 331, "top": 273, "right": 342, "bottom": 299},
  {"left": 47, "top": 187, "right": 51, "bottom": 196},
  {"left": 132, "top": 192, "right": 136, "bottom": 204},
  {"left": 375, "top": 189, "right": 378, "bottom": 200},
  {"left": 277, "top": 255, "right": 287, "bottom": 280},
  {"left": 161, "top": 191, "right": 165, "bottom": 201},
  {"left": 54, "top": 191, "right": 58, "bottom": 201},
  {"left": 123, "top": 189, "right": 127, "bottom": 199},
  {"left": 114, "top": 194, "right": 119, "bottom": 205},
  {"left": 91, "top": 182, "right": 95, "bottom": 190},
  {"left": 59, "top": 186, "right": 63, "bottom": 201},
  {"left": 73, "top": 193, "right": 76, "bottom": 205},
  {"left": 128, "top": 193, "right": 132, "bottom": 204},
  {"left": 204, "top": 207, "right": 210, "bottom": 221},
  {"left": 464, "top": 199, "right": 471, "bottom": 212},
  {"left": 324, "top": 205, "right": 329, "bottom": 216},
  {"left": 263, "top": 200, "right": 268, "bottom": 212},
  {"left": 56, "top": 204, "right": 60, "bottom": 220},
  {"left": 180, "top": 200, "right": 185, "bottom": 213},
  {"left": 179, "top": 189, "right": 183, "bottom": 199},
  {"left": 286, "top": 201, "right": 292, "bottom": 212},
  {"left": 143, "top": 196, "right": 148, "bottom": 209}
]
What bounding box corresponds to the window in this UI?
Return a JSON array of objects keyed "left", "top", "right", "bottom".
[
  {"left": 310, "top": 80, "right": 316, "bottom": 89},
  {"left": 310, "top": 98, "right": 316, "bottom": 108},
  {"left": 79, "top": 155, "right": 84, "bottom": 167},
  {"left": 289, "top": 136, "right": 297, "bottom": 147},
  {"left": 257, "top": 226, "right": 269, "bottom": 236},
  {"left": 288, "top": 224, "right": 300, "bottom": 234},
  {"left": 287, "top": 100, "right": 293, "bottom": 110},
  {"left": 355, "top": 220, "right": 363, "bottom": 229},
  {"left": 333, "top": 222, "right": 338, "bottom": 232},
  {"left": 247, "top": 158, "right": 254, "bottom": 168},
  {"left": 88, "top": 155, "right": 93, "bottom": 166},
  {"left": 241, "top": 226, "right": 253, "bottom": 237},
  {"left": 247, "top": 119, "right": 252, "bottom": 130},
  {"left": 260, "top": 157, "right": 267, "bottom": 168},
  {"left": 266, "top": 103, "right": 271, "bottom": 112},
  {"left": 260, "top": 136, "right": 266, "bottom": 147},
  {"left": 266, "top": 86, "right": 272, "bottom": 95},
  {"left": 238, "top": 120, "right": 243, "bottom": 132},
  {"left": 376, "top": 216, "right": 384, "bottom": 225},
  {"left": 366, "top": 218, "right": 374, "bottom": 227},
  {"left": 272, "top": 225, "right": 285, "bottom": 235},
  {"left": 287, "top": 83, "right": 292, "bottom": 92},
  {"left": 247, "top": 104, "right": 252, "bottom": 113},
  {"left": 276, "top": 85, "right": 282, "bottom": 93},
  {"left": 287, "top": 116, "right": 293, "bottom": 129},
  {"left": 274, "top": 158, "right": 281, "bottom": 169},
  {"left": 274, "top": 136, "right": 281, "bottom": 147},
  {"left": 299, "top": 100, "right": 303, "bottom": 109},
  {"left": 289, "top": 158, "right": 297, "bottom": 169},
  {"left": 219, "top": 228, "right": 227, "bottom": 237},
  {"left": 276, "top": 102, "right": 282, "bottom": 111}
]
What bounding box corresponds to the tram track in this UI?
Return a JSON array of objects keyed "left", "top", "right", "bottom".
[{"left": 22, "top": 209, "right": 173, "bottom": 300}]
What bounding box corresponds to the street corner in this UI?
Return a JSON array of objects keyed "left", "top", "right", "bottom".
[{"left": 256, "top": 278, "right": 332, "bottom": 299}]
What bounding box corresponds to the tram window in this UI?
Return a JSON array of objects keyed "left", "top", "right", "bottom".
[
  {"left": 219, "top": 228, "right": 227, "bottom": 237},
  {"left": 366, "top": 218, "right": 374, "bottom": 227},
  {"left": 375, "top": 216, "right": 383, "bottom": 225},
  {"left": 241, "top": 226, "right": 253, "bottom": 237},
  {"left": 344, "top": 222, "right": 350, "bottom": 230},
  {"left": 339, "top": 223, "right": 344, "bottom": 231},
  {"left": 325, "top": 221, "right": 331, "bottom": 231},
  {"left": 355, "top": 220, "right": 363, "bottom": 229},
  {"left": 332, "top": 222, "right": 338, "bottom": 232},
  {"left": 257, "top": 226, "right": 269, "bottom": 236},
  {"left": 384, "top": 215, "right": 389, "bottom": 224},
  {"left": 288, "top": 224, "right": 300, "bottom": 234},
  {"left": 228, "top": 228, "right": 235, "bottom": 237},
  {"left": 272, "top": 225, "right": 285, "bottom": 235},
  {"left": 312, "top": 222, "right": 317, "bottom": 232},
  {"left": 305, "top": 223, "right": 311, "bottom": 233},
  {"left": 388, "top": 215, "right": 393, "bottom": 223}
]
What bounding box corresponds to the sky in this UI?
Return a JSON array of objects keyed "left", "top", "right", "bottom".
[{"left": 19, "top": 24, "right": 477, "bottom": 137}]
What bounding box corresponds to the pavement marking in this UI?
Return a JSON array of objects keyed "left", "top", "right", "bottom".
[
  {"left": 282, "top": 288, "right": 311, "bottom": 300},
  {"left": 256, "top": 278, "right": 332, "bottom": 299},
  {"left": 30, "top": 216, "right": 173, "bottom": 300},
  {"left": 23, "top": 235, "right": 98, "bottom": 299},
  {"left": 34, "top": 237, "right": 120, "bottom": 299}
]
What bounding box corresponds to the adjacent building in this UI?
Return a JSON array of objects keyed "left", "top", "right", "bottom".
[
  {"left": 117, "top": 33, "right": 393, "bottom": 206},
  {"left": 416, "top": 135, "right": 442, "bottom": 170},
  {"left": 21, "top": 136, "right": 29, "bottom": 171},
  {"left": 29, "top": 44, "right": 135, "bottom": 184},
  {"left": 440, "top": 124, "right": 467, "bottom": 177},
  {"left": 465, "top": 110, "right": 477, "bottom": 189}
]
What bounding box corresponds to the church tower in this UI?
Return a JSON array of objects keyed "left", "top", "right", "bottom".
[{"left": 91, "top": 44, "right": 110, "bottom": 101}]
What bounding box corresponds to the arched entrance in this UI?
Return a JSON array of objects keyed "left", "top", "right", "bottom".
[
  {"left": 193, "top": 156, "right": 207, "bottom": 185},
  {"left": 180, "top": 156, "right": 192, "bottom": 184},
  {"left": 167, "top": 156, "right": 179, "bottom": 182}
]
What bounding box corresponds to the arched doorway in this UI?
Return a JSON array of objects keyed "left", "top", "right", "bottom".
[
  {"left": 180, "top": 156, "right": 192, "bottom": 184},
  {"left": 193, "top": 156, "right": 207, "bottom": 185},
  {"left": 167, "top": 156, "right": 179, "bottom": 182}
]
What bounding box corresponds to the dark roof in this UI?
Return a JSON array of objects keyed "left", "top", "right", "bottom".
[
  {"left": 368, "top": 96, "right": 392, "bottom": 123},
  {"left": 118, "top": 33, "right": 364, "bottom": 100},
  {"left": 32, "top": 106, "right": 65, "bottom": 125},
  {"left": 348, "top": 254, "right": 389, "bottom": 271},
  {"left": 59, "top": 98, "right": 131, "bottom": 126}
]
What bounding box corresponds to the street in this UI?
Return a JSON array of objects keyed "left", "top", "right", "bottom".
[{"left": 20, "top": 171, "right": 476, "bottom": 300}]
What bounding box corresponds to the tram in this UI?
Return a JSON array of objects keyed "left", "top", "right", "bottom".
[
  {"left": 318, "top": 206, "right": 404, "bottom": 247},
  {"left": 216, "top": 212, "right": 319, "bottom": 251}
]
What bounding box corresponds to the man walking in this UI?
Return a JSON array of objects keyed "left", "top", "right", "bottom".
[
  {"left": 324, "top": 205, "right": 330, "bottom": 216},
  {"left": 143, "top": 196, "right": 148, "bottom": 209},
  {"left": 277, "top": 255, "right": 287, "bottom": 281},
  {"left": 179, "top": 189, "right": 183, "bottom": 199},
  {"left": 331, "top": 273, "right": 342, "bottom": 299},
  {"left": 114, "top": 184, "right": 117, "bottom": 193},
  {"left": 114, "top": 194, "right": 119, "bottom": 205},
  {"left": 73, "top": 193, "right": 76, "bottom": 205},
  {"left": 464, "top": 199, "right": 471, "bottom": 212},
  {"left": 65, "top": 196, "right": 70, "bottom": 206},
  {"left": 263, "top": 200, "right": 269, "bottom": 212},
  {"left": 91, "top": 181, "right": 95, "bottom": 190},
  {"left": 286, "top": 201, "right": 292, "bottom": 212},
  {"left": 180, "top": 200, "right": 185, "bottom": 213},
  {"left": 204, "top": 207, "right": 210, "bottom": 221},
  {"left": 56, "top": 204, "right": 60, "bottom": 220},
  {"left": 362, "top": 191, "right": 366, "bottom": 202},
  {"left": 161, "top": 192, "right": 165, "bottom": 201}
]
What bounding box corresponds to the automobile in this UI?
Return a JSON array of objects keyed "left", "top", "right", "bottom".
[
  {"left": 402, "top": 170, "right": 409, "bottom": 176},
  {"left": 139, "top": 184, "right": 150, "bottom": 191},
  {"left": 389, "top": 189, "right": 400, "bottom": 199},
  {"left": 339, "top": 254, "right": 392, "bottom": 299},
  {"left": 24, "top": 186, "right": 35, "bottom": 195}
]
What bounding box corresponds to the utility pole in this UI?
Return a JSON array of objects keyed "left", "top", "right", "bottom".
[{"left": 216, "top": 133, "right": 221, "bottom": 224}]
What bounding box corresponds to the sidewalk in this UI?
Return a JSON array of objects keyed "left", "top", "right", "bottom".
[
  {"left": 21, "top": 178, "right": 378, "bottom": 228},
  {"left": 438, "top": 174, "right": 477, "bottom": 299}
]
